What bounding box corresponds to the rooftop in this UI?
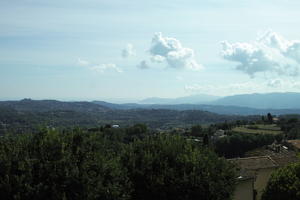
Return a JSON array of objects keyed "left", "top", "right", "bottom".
[
  {"left": 287, "top": 140, "right": 300, "bottom": 150},
  {"left": 229, "top": 156, "right": 278, "bottom": 170}
]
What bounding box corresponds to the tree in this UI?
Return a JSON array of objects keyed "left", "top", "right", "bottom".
[
  {"left": 121, "top": 134, "right": 236, "bottom": 200},
  {"left": 0, "top": 129, "right": 131, "bottom": 200},
  {"left": 262, "top": 162, "right": 300, "bottom": 200},
  {"left": 267, "top": 113, "right": 273, "bottom": 124},
  {"left": 191, "top": 125, "right": 203, "bottom": 136}
]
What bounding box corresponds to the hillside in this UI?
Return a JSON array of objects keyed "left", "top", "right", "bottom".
[
  {"left": 212, "top": 92, "right": 300, "bottom": 109},
  {"left": 0, "top": 99, "right": 255, "bottom": 133},
  {"left": 93, "top": 101, "right": 300, "bottom": 116},
  {"left": 139, "top": 94, "right": 220, "bottom": 104},
  {"left": 0, "top": 99, "right": 110, "bottom": 112}
]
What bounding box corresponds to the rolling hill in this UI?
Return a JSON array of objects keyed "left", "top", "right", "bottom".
[{"left": 212, "top": 92, "right": 300, "bottom": 109}]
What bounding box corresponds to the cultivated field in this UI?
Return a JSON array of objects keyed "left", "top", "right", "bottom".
[{"left": 232, "top": 124, "right": 282, "bottom": 135}]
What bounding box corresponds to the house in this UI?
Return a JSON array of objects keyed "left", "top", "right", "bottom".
[
  {"left": 112, "top": 124, "right": 120, "bottom": 128},
  {"left": 286, "top": 139, "right": 300, "bottom": 151},
  {"left": 230, "top": 154, "right": 300, "bottom": 200},
  {"left": 272, "top": 117, "right": 279, "bottom": 123},
  {"left": 230, "top": 156, "right": 278, "bottom": 200},
  {"left": 211, "top": 129, "right": 226, "bottom": 142},
  {"left": 215, "top": 129, "right": 225, "bottom": 137}
]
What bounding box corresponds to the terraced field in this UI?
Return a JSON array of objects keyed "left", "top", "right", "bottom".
[{"left": 232, "top": 124, "right": 282, "bottom": 135}]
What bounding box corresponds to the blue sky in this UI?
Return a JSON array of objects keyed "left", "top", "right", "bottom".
[{"left": 1, "top": 0, "right": 300, "bottom": 102}]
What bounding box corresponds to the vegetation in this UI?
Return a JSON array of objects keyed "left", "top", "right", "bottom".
[
  {"left": 232, "top": 124, "right": 282, "bottom": 135},
  {"left": 278, "top": 116, "right": 300, "bottom": 139},
  {"left": 0, "top": 101, "right": 254, "bottom": 133},
  {"left": 262, "top": 162, "right": 300, "bottom": 200},
  {"left": 214, "top": 132, "right": 276, "bottom": 158},
  {"left": 3, "top": 102, "right": 300, "bottom": 199},
  {"left": 0, "top": 125, "right": 237, "bottom": 200}
]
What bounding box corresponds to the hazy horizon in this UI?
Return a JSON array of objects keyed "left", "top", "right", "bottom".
[{"left": 2, "top": 0, "right": 300, "bottom": 100}]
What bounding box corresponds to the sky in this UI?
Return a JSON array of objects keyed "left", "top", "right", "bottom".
[{"left": 1, "top": 0, "right": 300, "bottom": 102}]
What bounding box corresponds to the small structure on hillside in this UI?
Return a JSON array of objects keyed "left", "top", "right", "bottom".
[
  {"left": 215, "top": 129, "right": 225, "bottom": 137},
  {"left": 211, "top": 129, "right": 226, "bottom": 142},
  {"left": 267, "top": 142, "right": 282, "bottom": 153},
  {"left": 286, "top": 139, "right": 300, "bottom": 151},
  {"left": 230, "top": 156, "right": 278, "bottom": 200},
  {"left": 112, "top": 124, "right": 120, "bottom": 128},
  {"left": 230, "top": 154, "right": 300, "bottom": 200},
  {"left": 272, "top": 117, "right": 279, "bottom": 123}
]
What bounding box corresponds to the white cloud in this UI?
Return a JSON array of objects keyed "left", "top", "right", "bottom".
[
  {"left": 78, "top": 58, "right": 90, "bottom": 66},
  {"left": 221, "top": 30, "right": 300, "bottom": 77},
  {"left": 267, "top": 79, "right": 282, "bottom": 88},
  {"left": 150, "top": 55, "right": 165, "bottom": 63},
  {"left": 122, "top": 43, "right": 136, "bottom": 58},
  {"left": 91, "top": 63, "right": 122, "bottom": 73},
  {"left": 149, "top": 32, "right": 203, "bottom": 71},
  {"left": 77, "top": 59, "right": 122, "bottom": 73},
  {"left": 137, "top": 60, "right": 150, "bottom": 69}
]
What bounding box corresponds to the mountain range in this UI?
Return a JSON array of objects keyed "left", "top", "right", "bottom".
[
  {"left": 138, "top": 92, "right": 300, "bottom": 110},
  {"left": 2, "top": 92, "right": 300, "bottom": 118},
  {"left": 139, "top": 94, "right": 220, "bottom": 104},
  {"left": 2, "top": 93, "right": 300, "bottom": 131},
  {"left": 211, "top": 92, "right": 300, "bottom": 109}
]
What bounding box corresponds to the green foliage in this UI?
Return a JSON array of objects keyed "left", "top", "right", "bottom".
[
  {"left": 262, "top": 162, "right": 300, "bottom": 200},
  {"left": 190, "top": 125, "right": 203, "bottom": 137},
  {"left": 0, "top": 130, "right": 131, "bottom": 200},
  {"left": 215, "top": 132, "right": 275, "bottom": 158},
  {"left": 267, "top": 113, "right": 273, "bottom": 124},
  {"left": 279, "top": 116, "right": 300, "bottom": 139},
  {"left": 0, "top": 125, "right": 237, "bottom": 200},
  {"left": 0, "top": 103, "right": 257, "bottom": 132},
  {"left": 121, "top": 134, "right": 236, "bottom": 200}
]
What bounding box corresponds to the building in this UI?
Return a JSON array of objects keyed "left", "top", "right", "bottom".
[
  {"left": 287, "top": 139, "right": 300, "bottom": 151},
  {"left": 211, "top": 129, "right": 226, "bottom": 142},
  {"left": 230, "top": 153, "right": 299, "bottom": 200}
]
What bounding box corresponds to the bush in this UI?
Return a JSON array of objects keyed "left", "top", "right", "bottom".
[
  {"left": 121, "top": 134, "right": 236, "bottom": 200},
  {"left": 262, "top": 162, "right": 300, "bottom": 200}
]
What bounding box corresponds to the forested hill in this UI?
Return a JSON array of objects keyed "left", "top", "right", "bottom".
[
  {"left": 212, "top": 92, "right": 300, "bottom": 109},
  {"left": 0, "top": 99, "right": 110, "bottom": 112},
  {"left": 0, "top": 99, "right": 257, "bottom": 132},
  {"left": 93, "top": 101, "right": 300, "bottom": 116}
]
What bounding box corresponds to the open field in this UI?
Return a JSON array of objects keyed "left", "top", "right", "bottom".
[{"left": 232, "top": 124, "right": 282, "bottom": 135}]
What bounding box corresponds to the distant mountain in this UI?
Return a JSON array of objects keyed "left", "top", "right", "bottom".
[
  {"left": 93, "top": 101, "right": 300, "bottom": 116},
  {"left": 0, "top": 99, "right": 255, "bottom": 130},
  {"left": 0, "top": 99, "right": 110, "bottom": 113},
  {"left": 139, "top": 94, "right": 220, "bottom": 104},
  {"left": 212, "top": 92, "right": 300, "bottom": 109}
]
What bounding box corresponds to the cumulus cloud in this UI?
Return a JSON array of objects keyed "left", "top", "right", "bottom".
[
  {"left": 137, "top": 60, "right": 150, "bottom": 69},
  {"left": 221, "top": 30, "right": 300, "bottom": 77},
  {"left": 78, "top": 58, "right": 90, "bottom": 66},
  {"left": 122, "top": 43, "right": 136, "bottom": 58},
  {"left": 149, "top": 32, "right": 203, "bottom": 71},
  {"left": 267, "top": 79, "right": 282, "bottom": 88},
  {"left": 91, "top": 63, "right": 122, "bottom": 73},
  {"left": 77, "top": 58, "right": 122, "bottom": 73}
]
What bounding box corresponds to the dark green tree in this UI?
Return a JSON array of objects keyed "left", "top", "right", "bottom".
[
  {"left": 190, "top": 125, "right": 203, "bottom": 136},
  {"left": 262, "top": 162, "right": 300, "bottom": 200},
  {"left": 121, "top": 134, "right": 236, "bottom": 200},
  {"left": 267, "top": 113, "right": 273, "bottom": 124}
]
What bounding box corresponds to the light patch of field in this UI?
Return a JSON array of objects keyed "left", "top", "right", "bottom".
[
  {"left": 254, "top": 124, "right": 281, "bottom": 131},
  {"left": 232, "top": 124, "right": 282, "bottom": 135}
]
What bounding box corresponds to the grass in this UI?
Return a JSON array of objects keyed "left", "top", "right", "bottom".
[{"left": 232, "top": 124, "right": 282, "bottom": 135}]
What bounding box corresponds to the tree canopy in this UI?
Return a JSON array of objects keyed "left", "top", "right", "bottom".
[
  {"left": 0, "top": 126, "right": 237, "bottom": 200},
  {"left": 262, "top": 162, "right": 300, "bottom": 200}
]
